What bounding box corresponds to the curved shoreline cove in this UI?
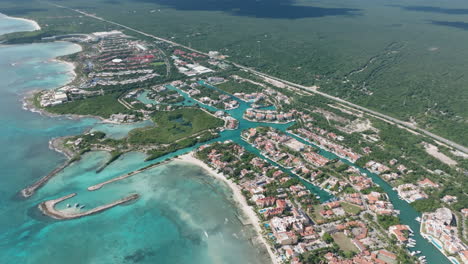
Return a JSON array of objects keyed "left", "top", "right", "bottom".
[
  {"left": 0, "top": 14, "right": 272, "bottom": 264},
  {"left": 0, "top": 12, "right": 454, "bottom": 264},
  {"left": 0, "top": 13, "right": 40, "bottom": 35}
]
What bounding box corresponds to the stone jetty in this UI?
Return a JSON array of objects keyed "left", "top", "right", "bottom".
[
  {"left": 88, "top": 160, "right": 170, "bottom": 191},
  {"left": 38, "top": 193, "right": 139, "bottom": 220},
  {"left": 20, "top": 160, "right": 72, "bottom": 198}
]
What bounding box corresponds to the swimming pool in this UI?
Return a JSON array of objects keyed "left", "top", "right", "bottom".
[{"left": 428, "top": 235, "right": 443, "bottom": 250}]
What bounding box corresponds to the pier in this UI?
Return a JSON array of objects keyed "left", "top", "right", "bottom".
[
  {"left": 38, "top": 193, "right": 139, "bottom": 220},
  {"left": 20, "top": 160, "right": 72, "bottom": 198},
  {"left": 87, "top": 160, "right": 168, "bottom": 191}
]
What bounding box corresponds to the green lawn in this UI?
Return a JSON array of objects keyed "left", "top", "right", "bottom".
[
  {"left": 46, "top": 93, "right": 130, "bottom": 118},
  {"left": 332, "top": 232, "right": 359, "bottom": 253},
  {"left": 312, "top": 204, "right": 325, "bottom": 223},
  {"left": 215, "top": 80, "right": 263, "bottom": 94},
  {"left": 341, "top": 202, "right": 362, "bottom": 215},
  {"left": 152, "top": 61, "right": 165, "bottom": 66},
  {"left": 128, "top": 108, "right": 223, "bottom": 144}
]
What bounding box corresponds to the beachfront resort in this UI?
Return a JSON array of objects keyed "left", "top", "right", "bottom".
[{"left": 16, "top": 29, "right": 468, "bottom": 264}]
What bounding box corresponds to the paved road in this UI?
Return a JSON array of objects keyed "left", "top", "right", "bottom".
[{"left": 51, "top": 3, "right": 468, "bottom": 155}]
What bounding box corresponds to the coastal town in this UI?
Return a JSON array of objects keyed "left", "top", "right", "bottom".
[{"left": 20, "top": 28, "right": 468, "bottom": 264}]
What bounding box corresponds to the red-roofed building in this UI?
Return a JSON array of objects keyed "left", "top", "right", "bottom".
[
  {"left": 373, "top": 250, "right": 397, "bottom": 264},
  {"left": 325, "top": 201, "right": 341, "bottom": 209},
  {"left": 276, "top": 199, "right": 287, "bottom": 208},
  {"left": 461, "top": 208, "right": 468, "bottom": 217},
  {"left": 264, "top": 207, "right": 284, "bottom": 219},
  {"left": 459, "top": 250, "right": 468, "bottom": 263},
  {"left": 353, "top": 239, "right": 366, "bottom": 252},
  {"left": 320, "top": 210, "right": 334, "bottom": 217},
  {"left": 273, "top": 170, "right": 283, "bottom": 178},
  {"left": 418, "top": 178, "right": 439, "bottom": 188},
  {"left": 256, "top": 197, "right": 276, "bottom": 208},
  {"left": 388, "top": 225, "right": 410, "bottom": 243}
]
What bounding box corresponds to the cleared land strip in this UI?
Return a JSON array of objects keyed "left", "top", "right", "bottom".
[
  {"left": 118, "top": 97, "right": 132, "bottom": 109},
  {"left": 49, "top": 3, "right": 468, "bottom": 155},
  {"left": 39, "top": 193, "right": 139, "bottom": 220},
  {"left": 252, "top": 70, "right": 468, "bottom": 154}
]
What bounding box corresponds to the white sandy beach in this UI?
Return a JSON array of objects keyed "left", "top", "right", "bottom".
[
  {"left": 176, "top": 152, "right": 279, "bottom": 264},
  {"left": 0, "top": 13, "right": 41, "bottom": 31},
  {"left": 14, "top": 17, "right": 41, "bottom": 31}
]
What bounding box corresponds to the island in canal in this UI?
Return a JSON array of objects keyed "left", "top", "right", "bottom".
[{"left": 17, "top": 29, "right": 468, "bottom": 264}]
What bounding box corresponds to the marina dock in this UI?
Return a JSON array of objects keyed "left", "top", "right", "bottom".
[{"left": 38, "top": 193, "right": 139, "bottom": 220}]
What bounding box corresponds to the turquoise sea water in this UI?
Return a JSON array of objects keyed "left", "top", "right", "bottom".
[
  {"left": 0, "top": 13, "right": 37, "bottom": 34},
  {"left": 0, "top": 13, "right": 451, "bottom": 264},
  {"left": 0, "top": 15, "right": 269, "bottom": 264}
]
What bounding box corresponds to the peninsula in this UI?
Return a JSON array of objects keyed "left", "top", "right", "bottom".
[{"left": 3, "top": 7, "right": 467, "bottom": 264}]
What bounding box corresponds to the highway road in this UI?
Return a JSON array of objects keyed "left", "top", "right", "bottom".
[{"left": 51, "top": 3, "right": 468, "bottom": 155}]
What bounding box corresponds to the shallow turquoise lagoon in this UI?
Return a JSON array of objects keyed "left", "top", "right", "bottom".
[
  {"left": 0, "top": 13, "right": 38, "bottom": 35},
  {"left": 0, "top": 13, "right": 451, "bottom": 264},
  {"left": 0, "top": 15, "right": 269, "bottom": 264}
]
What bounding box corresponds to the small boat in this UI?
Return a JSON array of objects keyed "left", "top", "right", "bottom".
[
  {"left": 415, "top": 217, "right": 421, "bottom": 222},
  {"left": 416, "top": 251, "right": 421, "bottom": 254},
  {"left": 316, "top": 196, "right": 320, "bottom": 199},
  {"left": 74, "top": 203, "right": 79, "bottom": 208},
  {"left": 204, "top": 231, "right": 209, "bottom": 238},
  {"left": 410, "top": 251, "right": 416, "bottom": 256},
  {"left": 80, "top": 205, "right": 86, "bottom": 209},
  {"left": 418, "top": 256, "right": 426, "bottom": 260},
  {"left": 66, "top": 204, "right": 71, "bottom": 208}
]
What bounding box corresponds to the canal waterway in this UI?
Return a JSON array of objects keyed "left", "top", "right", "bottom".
[
  {"left": 151, "top": 80, "right": 451, "bottom": 264},
  {"left": 135, "top": 76, "right": 451, "bottom": 263},
  {"left": 0, "top": 13, "right": 450, "bottom": 264},
  {"left": 0, "top": 14, "right": 271, "bottom": 264}
]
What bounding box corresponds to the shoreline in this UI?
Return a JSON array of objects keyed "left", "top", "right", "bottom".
[
  {"left": 13, "top": 17, "right": 41, "bottom": 31},
  {"left": 22, "top": 89, "right": 108, "bottom": 124},
  {"left": 175, "top": 152, "right": 279, "bottom": 264},
  {"left": 18, "top": 41, "right": 102, "bottom": 124},
  {"left": 49, "top": 136, "right": 75, "bottom": 159},
  {"left": 420, "top": 216, "right": 456, "bottom": 263},
  {"left": 0, "top": 13, "right": 41, "bottom": 31}
]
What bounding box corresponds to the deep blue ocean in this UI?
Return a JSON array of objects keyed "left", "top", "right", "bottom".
[{"left": 0, "top": 14, "right": 269, "bottom": 264}]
